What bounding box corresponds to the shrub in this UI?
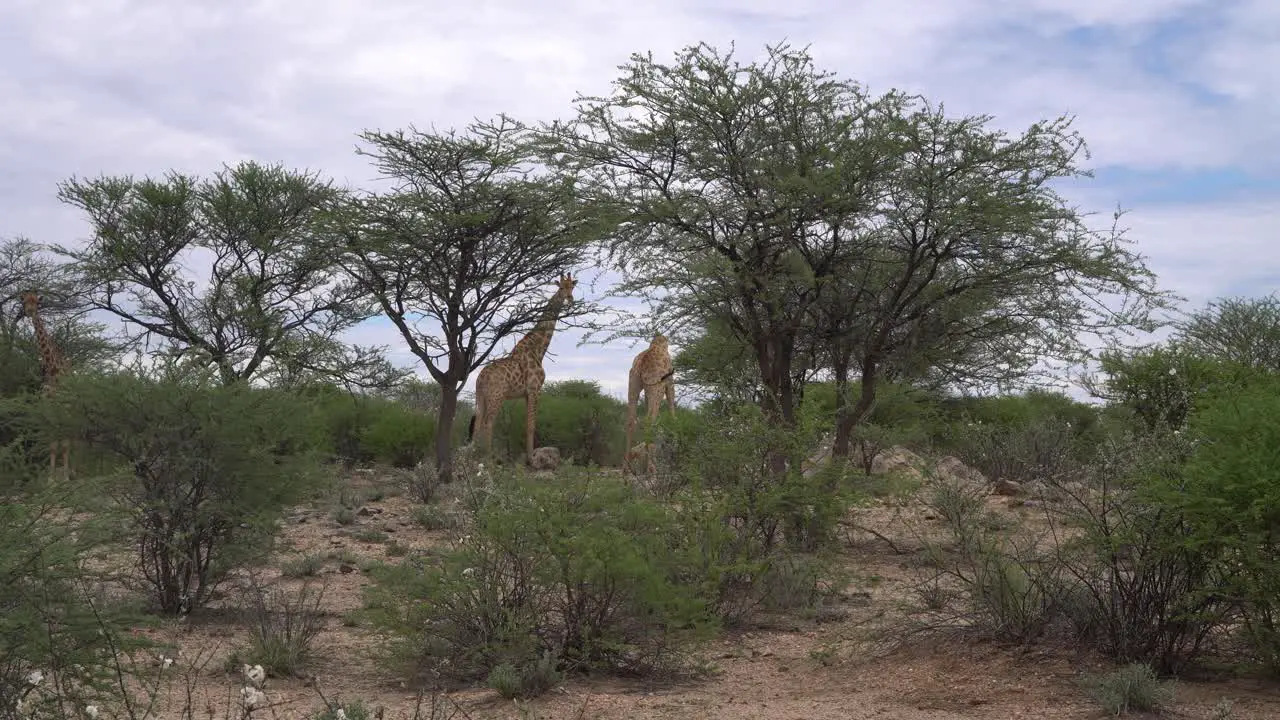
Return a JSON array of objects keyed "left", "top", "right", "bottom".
[
  {"left": 280, "top": 553, "right": 326, "bottom": 578},
  {"left": 658, "top": 404, "right": 849, "bottom": 624},
  {"left": 1095, "top": 346, "right": 1260, "bottom": 433},
  {"left": 363, "top": 468, "right": 717, "bottom": 687},
  {"left": 359, "top": 405, "right": 437, "bottom": 469},
  {"left": 307, "top": 385, "right": 472, "bottom": 468},
  {"left": 1026, "top": 430, "right": 1227, "bottom": 672},
  {"left": 1081, "top": 663, "right": 1174, "bottom": 717},
  {"left": 45, "top": 362, "right": 322, "bottom": 615},
  {"left": 0, "top": 435, "right": 150, "bottom": 716},
  {"left": 235, "top": 580, "right": 327, "bottom": 677},
  {"left": 486, "top": 651, "right": 562, "bottom": 699},
  {"left": 933, "top": 389, "right": 1105, "bottom": 484},
  {"left": 1163, "top": 375, "right": 1280, "bottom": 673},
  {"left": 486, "top": 380, "right": 628, "bottom": 466}
]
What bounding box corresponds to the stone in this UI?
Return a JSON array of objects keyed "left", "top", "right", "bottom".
[{"left": 530, "top": 446, "right": 562, "bottom": 472}]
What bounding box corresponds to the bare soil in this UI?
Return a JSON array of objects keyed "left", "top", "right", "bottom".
[{"left": 120, "top": 468, "right": 1280, "bottom": 720}]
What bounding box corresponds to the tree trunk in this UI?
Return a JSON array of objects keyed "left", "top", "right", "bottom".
[
  {"left": 833, "top": 360, "right": 880, "bottom": 460},
  {"left": 754, "top": 333, "right": 799, "bottom": 478},
  {"left": 435, "top": 382, "right": 459, "bottom": 484},
  {"left": 831, "top": 358, "right": 852, "bottom": 459}
]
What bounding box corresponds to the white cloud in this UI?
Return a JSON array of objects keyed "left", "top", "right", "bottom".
[{"left": 2, "top": 0, "right": 1277, "bottom": 402}]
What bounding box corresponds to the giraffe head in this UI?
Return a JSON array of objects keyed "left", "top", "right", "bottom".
[
  {"left": 15, "top": 291, "right": 39, "bottom": 322},
  {"left": 554, "top": 273, "right": 577, "bottom": 305},
  {"left": 651, "top": 333, "right": 669, "bottom": 350}
]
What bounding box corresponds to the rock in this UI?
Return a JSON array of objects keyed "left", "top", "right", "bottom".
[
  {"left": 933, "top": 455, "right": 988, "bottom": 486},
  {"left": 870, "top": 445, "right": 929, "bottom": 479},
  {"left": 992, "top": 479, "right": 1022, "bottom": 497},
  {"left": 338, "top": 563, "right": 356, "bottom": 574},
  {"left": 530, "top": 446, "right": 562, "bottom": 472}
]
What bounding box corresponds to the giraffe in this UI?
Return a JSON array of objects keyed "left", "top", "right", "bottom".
[
  {"left": 18, "top": 291, "right": 72, "bottom": 479},
  {"left": 468, "top": 274, "right": 577, "bottom": 464},
  {"left": 624, "top": 333, "right": 676, "bottom": 475}
]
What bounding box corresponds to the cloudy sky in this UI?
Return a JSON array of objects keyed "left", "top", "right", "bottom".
[{"left": 3, "top": 0, "right": 1278, "bottom": 401}]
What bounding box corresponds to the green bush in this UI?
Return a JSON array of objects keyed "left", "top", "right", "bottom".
[
  {"left": 486, "top": 380, "right": 628, "bottom": 466},
  {"left": 1166, "top": 375, "right": 1280, "bottom": 673},
  {"left": 0, "top": 436, "right": 149, "bottom": 716},
  {"left": 359, "top": 404, "right": 437, "bottom": 469},
  {"left": 1096, "top": 345, "right": 1260, "bottom": 433},
  {"left": 235, "top": 582, "right": 327, "bottom": 677},
  {"left": 1081, "top": 663, "right": 1174, "bottom": 717},
  {"left": 44, "top": 363, "right": 323, "bottom": 615},
  {"left": 306, "top": 384, "right": 472, "bottom": 468},
  {"left": 932, "top": 389, "right": 1107, "bottom": 483},
  {"left": 656, "top": 403, "right": 850, "bottom": 624},
  {"left": 363, "top": 468, "right": 717, "bottom": 688}
]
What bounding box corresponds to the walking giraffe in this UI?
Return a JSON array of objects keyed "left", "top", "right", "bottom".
[
  {"left": 624, "top": 333, "right": 676, "bottom": 475},
  {"left": 17, "top": 291, "right": 72, "bottom": 479},
  {"left": 468, "top": 274, "right": 576, "bottom": 463}
]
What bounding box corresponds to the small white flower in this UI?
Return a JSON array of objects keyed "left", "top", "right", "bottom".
[
  {"left": 1168, "top": 367, "right": 1177, "bottom": 376},
  {"left": 26, "top": 669, "right": 44, "bottom": 686},
  {"left": 335, "top": 710, "right": 348, "bottom": 720},
  {"left": 242, "top": 663, "right": 266, "bottom": 688},
  {"left": 85, "top": 705, "right": 100, "bottom": 719},
  {"left": 461, "top": 567, "right": 475, "bottom": 577},
  {"left": 240, "top": 686, "right": 267, "bottom": 710}
]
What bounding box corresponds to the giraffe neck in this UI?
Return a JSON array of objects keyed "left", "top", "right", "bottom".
[
  {"left": 27, "top": 310, "right": 62, "bottom": 382},
  {"left": 512, "top": 295, "right": 566, "bottom": 364}
]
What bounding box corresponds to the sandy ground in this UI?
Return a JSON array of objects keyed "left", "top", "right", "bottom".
[{"left": 107, "top": 468, "right": 1280, "bottom": 720}]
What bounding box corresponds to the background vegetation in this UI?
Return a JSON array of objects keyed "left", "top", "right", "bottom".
[{"left": 3, "top": 39, "right": 1279, "bottom": 718}]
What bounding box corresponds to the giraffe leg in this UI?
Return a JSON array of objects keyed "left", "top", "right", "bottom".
[
  {"left": 478, "top": 401, "right": 500, "bottom": 460},
  {"left": 644, "top": 386, "right": 663, "bottom": 476},
  {"left": 524, "top": 389, "right": 540, "bottom": 465},
  {"left": 665, "top": 376, "right": 677, "bottom": 418},
  {"left": 624, "top": 372, "right": 642, "bottom": 474}
]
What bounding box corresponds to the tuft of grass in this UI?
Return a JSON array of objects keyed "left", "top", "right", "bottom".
[
  {"left": 332, "top": 506, "right": 357, "bottom": 526},
  {"left": 411, "top": 504, "right": 460, "bottom": 531},
  {"left": 235, "top": 581, "right": 329, "bottom": 677},
  {"left": 280, "top": 553, "right": 326, "bottom": 578},
  {"left": 1081, "top": 663, "right": 1174, "bottom": 717},
  {"left": 487, "top": 652, "right": 563, "bottom": 700},
  {"left": 353, "top": 528, "right": 389, "bottom": 544},
  {"left": 312, "top": 700, "right": 373, "bottom": 720}
]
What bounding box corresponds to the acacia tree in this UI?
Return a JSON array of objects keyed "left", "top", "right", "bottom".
[
  {"left": 813, "top": 105, "right": 1171, "bottom": 458},
  {"left": 55, "top": 162, "right": 393, "bottom": 387},
  {"left": 1173, "top": 294, "right": 1280, "bottom": 372},
  {"left": 543, "top": 42, "right": 1172, "bottom": 469},
  {"left": 329, "top": 118, "right": 605, "bottom": 482},
  {"left": 540, "top": 43, "right": 902, "bottom": 449}
]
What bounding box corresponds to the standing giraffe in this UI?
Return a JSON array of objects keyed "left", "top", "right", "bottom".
[
  {"left": 468, "top": 274, "right": 576, "bottom": 463},
  {"left": 18, "top": 291, "right": 72, "bottom": 479},
  {"left": 624, "top": 334, "right": 676, "bottom": 475}
]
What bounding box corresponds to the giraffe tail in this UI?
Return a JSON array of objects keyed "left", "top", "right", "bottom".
[{"left": 467, "top": 413, "right": 476, "bottom": 443}]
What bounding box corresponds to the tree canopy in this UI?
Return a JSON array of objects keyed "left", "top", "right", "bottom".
[
  {"left": 56, "top": 161, "right": 394, "bottom": 388},
  {"left": 540, "top": 42, "right": 1172, "bottom": 462},
  {"left": 328, "top": 117, "right": 609, "bottom": 480}
]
